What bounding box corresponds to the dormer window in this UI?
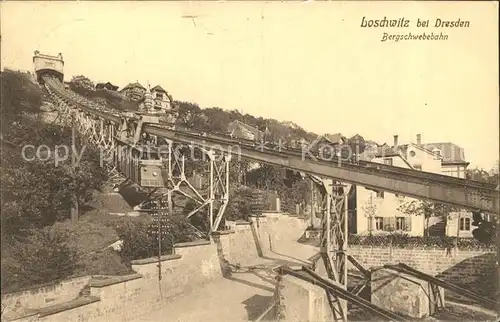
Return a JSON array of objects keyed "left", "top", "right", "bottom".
[{"left": 432, "top": 148, "right": 441, "bottom": 157}]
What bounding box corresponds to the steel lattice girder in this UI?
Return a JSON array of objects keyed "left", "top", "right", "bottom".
[{"left": 44, "top": 76, "right": 499, "bottom": 214}]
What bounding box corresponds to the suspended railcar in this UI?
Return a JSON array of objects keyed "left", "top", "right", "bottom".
[{"left": 114, "top": 140, "right": 168, "bottom": 188}]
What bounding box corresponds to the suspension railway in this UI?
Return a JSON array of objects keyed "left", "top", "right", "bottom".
[{"left": 32, "top": 51, "right": 499, "bottom": 321}]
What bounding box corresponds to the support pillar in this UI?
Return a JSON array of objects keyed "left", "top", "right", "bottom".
[{"left": 316, "top": 179, "right": 350, "bottom": 321}]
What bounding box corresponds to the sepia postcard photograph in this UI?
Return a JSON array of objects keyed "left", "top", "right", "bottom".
[{"left": 0, "top": 1, "right": 498, "bottom": 321}]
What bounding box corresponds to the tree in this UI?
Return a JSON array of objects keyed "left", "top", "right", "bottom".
[
  {"left": 0, "top": 70, "right": 107, "bottom": 236},
  {"left": 246, "top": 164, "right": 286, "bottom": 191},
  {"left": 471, "top": 212, "right": 496, "bottom": 244},
  {"left": 68, "top": 75, "right": 94, "bottom": 96},
  {"left": 175, "top": 101, "right": 207, "bottom": 130},
  {"left": 347, "top": 134, "right": 366, "bottom": 155},
  {"left": 466, "top": 165, "right": 499, "bottom": 185},
  {"left": 362, "top": 194, "right": 378, "bottom": 236},
  {"left": 229, "top": 159, "right": 251, "bottom": 184},
  {"left": 1, "top": 149, "right": 107, "bottom": 234},
  {"left": 202, "top": 107, "right": 231, "bottom": 133}
]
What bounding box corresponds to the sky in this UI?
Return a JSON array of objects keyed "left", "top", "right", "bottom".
[{"left": 1, "top": 1, "right": 499, "bottom": 169}]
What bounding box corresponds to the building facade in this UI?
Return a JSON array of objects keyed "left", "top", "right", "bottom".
[
  {"left": 120, "top": 82, "right": 146, "bottom": 101},
  {"left": 227, "top": 120, "right": 265, "bottom": 141},
  {"left": 308, "top": 133, "right": 347, "bottom": 159},
  {"left": 355, "top": 134, "right": 472, "bottom": 237},
  {"left": 150, "top": 85, "right": 172, "bottom": 112}
]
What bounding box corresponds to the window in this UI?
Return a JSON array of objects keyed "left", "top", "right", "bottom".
[
  {"left": 413, "top": 164, "right": 422, "bottom": 171},
  {"left": 376, "top": 191, "right": 384, "bottom": 198},
  {"left": 372, "top": 216, "right": 411, "bottom": 232},
  {"left": 383, "top": 158, "right": 393, "bottom": 165},
  {"left": 459, "top": 217, "right": 471, "bottom": 231},
  {"left": 156, "top": 92, "right": 163, "bottom": 99},
  {"left": 396, "top": 217, "right": 406, "bottom": 230},
  {"left": 409, "top": 151, "right": 416, "bottom": 157}
]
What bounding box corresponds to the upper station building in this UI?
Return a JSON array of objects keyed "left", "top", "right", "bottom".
[{"left": 33, "top": 51, "right": 64, "bottom": 84}]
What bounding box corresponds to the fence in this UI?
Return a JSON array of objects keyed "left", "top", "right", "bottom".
[{"left": 348, "top": 234, "right": 496, "bottom": 251}]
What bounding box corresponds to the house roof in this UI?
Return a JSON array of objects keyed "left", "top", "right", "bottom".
[
  {"left": 392, "top": 143, "right": 440, "bottom": 162},
  {"left": 309, "top": 133, "right": 346, "bottom": 148},
  {"left": 357, "top": 136, "right": 469, "bottom": 169},
  {"left": 361, "top": 146, "right": 414, "bottom": 169},
  {"left": 151, "top": 85, "right": 167, "bottom": 93},
  {"left": 420, "top": 142, "right": 466, "bottom": 162},
  {"left": 372, "top": 140, "right": 470, "bottom": 168},
  {"left": 96, "top": 82, "right": 119, "bottom": 90},
  {"left": 228, "top": 120, "right": 264, "bottom": 140},
  {"left": 121, "top": 82, "right": 145, "bottom": 91}
]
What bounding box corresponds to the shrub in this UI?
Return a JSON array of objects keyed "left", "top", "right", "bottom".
[
  {"left": 117, "top": 214, "right": 196, "bottom": 263},
  {"left": 1, "top": 227, "right": 77, "bottom": 293},
  {"left": 225, "top": 185, "right": 270, "bottom": 221}
]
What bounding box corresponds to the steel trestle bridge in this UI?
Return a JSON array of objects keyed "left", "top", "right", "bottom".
[{"left": 33, "top": 51, "right": 499, "bottom": 321}]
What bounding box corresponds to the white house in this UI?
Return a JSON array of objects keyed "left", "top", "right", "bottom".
[
  {"left": 355, "top": 134, "right": 472, "bottom": 237},
  {"left": 226, "top": 120, "right": 266, "bottom": 178},
  {"left": 150, "top": 85, "right": 172, "bottom": 112}
]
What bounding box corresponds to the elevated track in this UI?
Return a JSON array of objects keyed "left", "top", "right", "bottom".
[{"left": 42, "top": 75, "right": 499, "bottom": 214}]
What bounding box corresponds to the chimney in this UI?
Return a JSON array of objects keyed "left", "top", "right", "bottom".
[
  {"left": 393, "top": 135, "right": 399, "bottom": 147},
  {"left": 416, "top": 134, "right": 421, "bottom": 145}
]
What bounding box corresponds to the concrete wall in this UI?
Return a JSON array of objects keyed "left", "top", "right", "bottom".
[
  {"left": 4, "top": 212, "right": 315, "bottom": 322},
  {"left": 220, "top": 213, "right": 317, "bottom": 266},
  {"left": 348, "top": 246, "right": 494, "bottom": 282},
  {"left": 371, "top": 269, "right": 445, "bottom": 319},
  {"left": 4, "top": 241, "right": 223, "bottom": 322},
  {"left": 1, "top": 276, "right": 91, "bottom": 318},
  {"left": 280, "top": 275, "right": 336, "bottom": 322},
  {"left": 216, "top": 221, "right": 262, "bottom": 267},
  {"left": 132, "top": 241, "right": 222, "bottom": 300},
  {"left": 249, "top": 212, "right": 317, "bottom": 261}
]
